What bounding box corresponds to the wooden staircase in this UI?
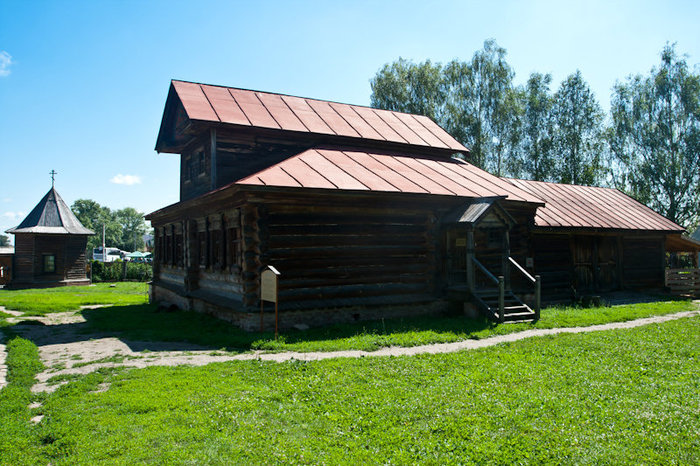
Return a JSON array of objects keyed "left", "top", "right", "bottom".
[
  {"left": 468, "top": 257, "right": 541, "bottom": 324},
  {"left": 473, "top": 289, "right": 537, "bottom": 323}
]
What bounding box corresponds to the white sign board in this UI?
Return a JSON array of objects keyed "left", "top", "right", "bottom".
[{"left": 261, "top": 266, "right": 280, "bottom": 303}]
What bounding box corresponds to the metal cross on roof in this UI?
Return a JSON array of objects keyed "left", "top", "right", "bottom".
[{"left": 50, "top": 169, "right": 57, "bottom": 188}]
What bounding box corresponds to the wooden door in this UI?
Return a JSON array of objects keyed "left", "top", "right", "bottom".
[
  {"left": 573, "top": 236, "right": 619, "bottom": 293},
  {"left": 596, "top": 237, "right": 618, "bottom": 291},
  {"left": 573, "top": 237, "right": 595, "bottom": 292},
  {"left": 445, "top": 227, "right": 467, "bottom": 286}
]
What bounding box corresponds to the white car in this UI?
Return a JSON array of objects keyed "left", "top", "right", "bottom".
[{"left": 93, "top": 247, "right": 124, "bottom": 262}]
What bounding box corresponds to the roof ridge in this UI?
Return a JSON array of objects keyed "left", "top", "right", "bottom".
[{"left": 171, "top": 79, "right": 440, "bottom": 122}]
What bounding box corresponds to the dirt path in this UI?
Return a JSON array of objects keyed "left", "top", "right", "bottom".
[{"left": 5, "top": 306, "right": 694, "bottom": 393}]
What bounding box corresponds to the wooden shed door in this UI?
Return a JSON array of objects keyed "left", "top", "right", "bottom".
[
  {"left": 596, "top": 237, "right": 619, "bottom": 292},
  {"left": 573, "top": 236, "right": 619, "bottom": 293},
  {"left": 573, "top": 237, "right": 595, "bottom": 292}
]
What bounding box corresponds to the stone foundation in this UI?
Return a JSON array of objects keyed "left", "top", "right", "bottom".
[{"left": 152, "top": 283, "right": 449, "bottom": 332}]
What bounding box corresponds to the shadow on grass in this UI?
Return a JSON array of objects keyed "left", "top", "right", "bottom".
[
  {"left": 4, "top": 291, "right": 691, "bottom": 354},
  {"left": 5, "top": 303, "right": 497, "bottom": 354}
]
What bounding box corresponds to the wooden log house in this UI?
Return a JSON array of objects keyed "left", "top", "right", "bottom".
[
  {"left": 5, "top": 187, "right": 94, "bottom": 288},
  {"left": 147, "top": 80, "right": 698, "bottom": 330}
]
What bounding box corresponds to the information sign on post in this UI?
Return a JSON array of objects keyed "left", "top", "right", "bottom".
[{"left": 260, "top": 265, "right": 281, "bottom": 337}]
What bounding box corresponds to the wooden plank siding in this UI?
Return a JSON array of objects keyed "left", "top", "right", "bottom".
[
  {"left": 151, "top": 193, "right": 446, "bottom": 314},
  {"left": 9, "top": 233, "right": 90, "bottom": 287}
]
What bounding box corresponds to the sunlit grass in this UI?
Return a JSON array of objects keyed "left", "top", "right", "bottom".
[
  {"left": 2, "top": 316, "right": 697, "bottom": 464},
  {"left": 0, "top": 283, "right": 148, "bottom": 315},
  {"left": 80, "top": 299, "right": 695, "bottom": 353}
]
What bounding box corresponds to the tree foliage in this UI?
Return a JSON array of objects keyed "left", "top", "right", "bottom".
[
  {"left": 0, "top": 234, "right": 9, "bottom": 247},
  {"left": 521, "top": 73, "right": 556, "bottom": 181},
  {"left": 553, "top": 71, "right": 605, "bottom": 185},
  {"left": 608, "top": 44, "right": 700, "bottom": 228},
  {"left": 370, "top": 41, "right": 698, "bottom": 229},
  {"left": 71, "top": 199, "right": 148, "bottom": 254},
  {"left": 371, "top": 39, "right": 521, "bottom": 175}
]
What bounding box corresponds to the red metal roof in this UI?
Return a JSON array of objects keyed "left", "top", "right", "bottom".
[
  {"left": 236, "top": 149, "right": 543, "bottom": 203},
  {"left": 171, "top": 80, "right": 467, "bottom": 153},
  {"left": 507, "top": 178, "right": 685, "bottom": 232}
]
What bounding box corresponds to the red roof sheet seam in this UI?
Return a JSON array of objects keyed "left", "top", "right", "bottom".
[
  {"left": 342, "top": 151, "right": 426, "bottom": 193},
  {"left": 374, "top": 109, "right": 430, "bottom": 147},
  {"left": 306, "top": 100, "right": 359, "bottom": 138},
  {"left": 440, "top": 161, "right": 527, "bottom": 202},
  {"left": 566, "top": 184, "right": 644, "bottom": 230},
  {"left": 337, "top": 150, "right": 402, "bottom": 192},
  {"left": 521, "top": 179, "right": 612, "bottom": 228},
  {"left": 298, "top": 156, "right": 341, "bottom": 189},
  {"left": 411, "top": 158, "right": 480, "bottom": 197},
  {"left": 302, "top": 98, "right": 340, "bottom": 136},
  {"left": 278, "top": 166, "right": 305, "bottom": 188},
  {"left": 253, "top": 92, "right": 285, "bottom": 130},
  {"left": 349, "top": 106, "right": 393, "bottom": 141},
  {"left": 198, "top": 84, "right": 223, "bottom": 123},
  {"left": 322, "top": 102, "right": 366, "bottom": 139},
  {"left": 413, "top": 115, "right": 462, "bottom": 150},
  {"left": 586, "top": 187, "right": 673, "bottom": 230},
  {"left": 315, "top": 150, "right": 370, "bottom": 190},
  {"left": 535, "top": 181, "right": 616, "bottom": 229},
  {"left": 280, "top": 95, "right": 336, "bottom": 135},
  {"left": 387, "top": 155, "right": 458, "bottom": 196},
  {"left": 416, "top": 159, "right": 492, "bottom": 198},
  {"left": 353, "top": 107, "right": 408, "bottom": 144},
  {"left": 329, "top": 103, "right": 386, "bottom": 141},
  {"left": 392, "top": 112, "right": 448, "bottom": 149},
  {"left": 507, "top": 180, "right": 570, "bottom": 227},
  {"left": 410, "top": 114, "right": 453, "bottom": 148},
  {"left": 366, "top": 153, "right": 430, "bottom": 194},
  {"left": 278, "top": 94, "right": 311, "bottom": 133},
  {"left": 509, "top": 179, "right": 644, "bottom": 228},
  {"left": 518, "top": 180, "right": 593, "bottom": 228},
  {"left": 508, "top": 178, "right": 683, "bottom": 231},
  {"left": 456, "top": 163, "right": 542, "bottom": 204},
  {"left": 538, "top": 182, "right": 644, "bottom": 229}
]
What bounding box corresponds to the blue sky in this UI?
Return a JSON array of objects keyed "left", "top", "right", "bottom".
[{"left": 1, "top": 0, "right": 698, "bottom": 240}]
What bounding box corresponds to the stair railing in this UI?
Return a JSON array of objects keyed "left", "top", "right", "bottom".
[
  {"left": 508, "top": 257, "right": 541, "bottom": 320},
  {"left": 473, "top": 257, "right": 505, "bottom": 322}
]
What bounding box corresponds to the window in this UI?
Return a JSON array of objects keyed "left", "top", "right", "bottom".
[
  {"left": 227, "top": 225, "right": 241, "bottom": 268},
  {"left": 198, "top": 151, "right": 206, "bottom": 176},
  {"left": 198, "top": 231, "right": 207, "bottom": 267},
  {"left": 211, "top": 228, "right": 222, "bottom": 270},
  {"left": 43, "top": 254, "right": 56, "bottom": 273},
  {"left": 175, "top": 233, "right": 184, "bottom": 267}
]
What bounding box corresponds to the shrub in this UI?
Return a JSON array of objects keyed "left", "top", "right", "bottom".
[{"left": 90, "top": 260, "right": 152, "bottom": 283}]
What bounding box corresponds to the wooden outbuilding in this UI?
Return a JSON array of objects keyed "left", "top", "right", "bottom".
[
  {"left": 147, "top": 80, "right": 693, "bottom": 330},
  {"left": 5, "top": 187, "right": 94, "bottom": 288},
  {"left": 0, "top": 246, "right": 13, "bottom": 286}
]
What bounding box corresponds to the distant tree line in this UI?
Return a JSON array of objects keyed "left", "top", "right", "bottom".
[
  {"left": 370, "top": 41, "right": 700, "bottom": 229},
  {"left": 71, "top": 199, "right": 150, "bottom": 254}
]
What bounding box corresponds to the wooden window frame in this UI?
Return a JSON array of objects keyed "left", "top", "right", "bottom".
[{"left": 42, "top": 254, "right": 56, "bottom": 273}]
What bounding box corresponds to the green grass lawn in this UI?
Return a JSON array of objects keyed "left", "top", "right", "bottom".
[
  {"left": 77, "top": 299, "right": 696, "bottom": 353},
  {"left": 0, "top": 283, "right": 148, "bottom": 316},
  {"left": 2, "top": 316, "right": 698, "bottom": 464}
]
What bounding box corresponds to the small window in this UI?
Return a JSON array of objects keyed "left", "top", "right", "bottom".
[
  {"left": 43, "top": 254, "right": 56, "bottom": 273},
  {"left": 198, "top": 151, "right": 206, "bottom": 176}
]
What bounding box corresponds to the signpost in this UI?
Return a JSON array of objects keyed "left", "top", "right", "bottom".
[{"left": 260, "top": 265, "right": 281, "bottom": 337}]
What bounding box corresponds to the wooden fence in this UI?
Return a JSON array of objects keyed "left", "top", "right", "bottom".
[{"left": 665, "top": 268, "right": 700, "bottom": 296}]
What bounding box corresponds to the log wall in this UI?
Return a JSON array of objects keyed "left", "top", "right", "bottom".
[
  {"left": 262, "top": 202, "right": 438, "bottom": 311},
  {"left": 9, "top": 233, "right": 89, "bottom": 287}
]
